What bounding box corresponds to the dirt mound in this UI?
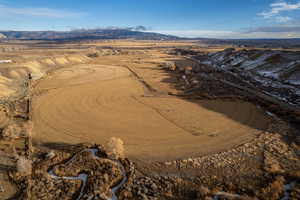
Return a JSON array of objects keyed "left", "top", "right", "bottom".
[{"left": 0, "top": 54, "right": 91, "bottom": 98}]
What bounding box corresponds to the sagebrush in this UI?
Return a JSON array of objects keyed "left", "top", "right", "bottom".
[
  {"left": 106, "top": 137, "right": 124, "bottom": 159},
  {"left": 16, "top": 156, "right": 32, "bottom": 176}
]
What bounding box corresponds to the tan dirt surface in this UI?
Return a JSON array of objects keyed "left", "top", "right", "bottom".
[{"left": 32, "top": 63, "right": 270, "bottom": 161}]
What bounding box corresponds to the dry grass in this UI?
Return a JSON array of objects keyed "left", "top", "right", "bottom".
[
  {"left": 261, "top": 176, "right": 285, "bottom": 200},
  {"left": 23, "top": 121, "right": 33, "bottom": 138},
  {"left": 1, "top": 123, "right": 22, "bottom": 140}
]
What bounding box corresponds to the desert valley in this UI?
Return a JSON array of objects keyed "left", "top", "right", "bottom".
[{"left": 0, "top": 35, "right": 299, "bottom": 200}]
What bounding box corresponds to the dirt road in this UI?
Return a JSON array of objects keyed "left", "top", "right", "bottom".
[{"left": 32, "top": 64, "right": 269, "bottom": 161}]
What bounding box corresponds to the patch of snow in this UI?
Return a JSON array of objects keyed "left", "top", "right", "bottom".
[
  {"left": 288, "top": 80, "right": 300, "bottom": 86},
  {"left": 0, "top": 60, "right": 12, "bottom": 63},
  {"left": 201, "top": 61, "right": 212, "bottom": 65},
  {"left": 239, "top": 53, "right": 274, "bottom": 71},
  {"left": 259, "top": 70, "right": 280, "bottom": 79},
  {"left": 230, "top": 57, "right": 245, "bottom": 66},
  {"left": 266, "top": 111, "right": 276, "bottom": 117}
]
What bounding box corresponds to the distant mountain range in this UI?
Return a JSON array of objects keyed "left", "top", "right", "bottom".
[
  {"left": 1, "top": 29, "right": 300, "bottom": 48},
  {"left": 0, "top": 29, "right": 180, "bottom": 40}
]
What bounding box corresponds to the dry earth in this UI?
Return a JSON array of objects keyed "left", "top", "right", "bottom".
[
  {"left": 0, "top": 40, "right": 299, "bottom": 200},
  {"left": 31, "top": 47, "right": 269, "bottom": 161}
]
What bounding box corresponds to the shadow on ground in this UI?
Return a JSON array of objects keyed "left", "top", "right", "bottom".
[
  {"left": 154, "top": 58, "right": 271, "bottom": 132},
  {"left": 33, "top": 141, "right": 90, "bottom": 153}
]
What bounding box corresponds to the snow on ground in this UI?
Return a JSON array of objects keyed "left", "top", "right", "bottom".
[
  {"left": 199, "top": 49, "right": 300, "bottom": 106},
  {"left": 0, "top": 60, "right": 12, "bottom": 63}
]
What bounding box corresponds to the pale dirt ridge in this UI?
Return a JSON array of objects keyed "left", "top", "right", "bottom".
[{"left": 0, "top": 54, "right": 90, "bottom": 98}]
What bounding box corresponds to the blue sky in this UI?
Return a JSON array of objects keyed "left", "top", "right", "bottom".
[{"left": 0, "top": 0, "right": 300, "bottom": 38}]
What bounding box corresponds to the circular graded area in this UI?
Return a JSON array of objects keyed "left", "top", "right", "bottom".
[{"left": 32, "top": 64, "right": 270, "bottom": 161}]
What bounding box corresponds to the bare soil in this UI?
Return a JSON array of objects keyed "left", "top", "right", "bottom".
[
  {"left": 31, "top": 51, "right": 269, "bottom": 162},
  {"left": 0, "top": 40, "right": 299, "bottom": 200}
]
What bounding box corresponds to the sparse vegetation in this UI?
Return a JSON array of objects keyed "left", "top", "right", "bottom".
[
  {"left": 260, "top": 176, "right": 285, "bottom": 200},
  {"left": 87, "top": 52, "right": 99, "bottom": 58},
  {"left": 16, "top": 156, "right": 32, "bottom": 176},
  {"left": 45, "top": 150, "right": 56, "bottom": 159},
  {"left": 23, "top": 121, "right": 33, "bottom": 138},
  {"left": 1, "top": 123, "right": 22, "bottom": 140}
]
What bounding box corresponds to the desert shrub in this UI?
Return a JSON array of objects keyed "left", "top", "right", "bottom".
[
  {"left": 23, "top": 121, "right": 33, "bottom": 138},
  {"left": 45, "top": 150, "right": 56, "bottom": 159},
  {"left": 2, "top": 123, "right": 22, "bottom": 139},
  {"left": 260, "top": 176, "right": 285, "bottom": 200},
  {"left": 106, "top": 137, "right": 125, "bottom": 159},
  {"left": 16, "top": 156, "right": 32, "bottom": 176},
  {"left": 87, "top": 52, "right": 99, "bottom": 58}
]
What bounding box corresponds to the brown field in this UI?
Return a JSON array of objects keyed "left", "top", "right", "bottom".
[
  {"left": 0, "top": 40, "right": 270, "bottom": 162},
  {"left": 32, "top": 63, "right": 269, "bottom": 161},
  {"left": 18, "top": 40, "right": 269, "bottom": 161},
  {"left": 1, "top": 39, "right": 300, "bottom": 200}
]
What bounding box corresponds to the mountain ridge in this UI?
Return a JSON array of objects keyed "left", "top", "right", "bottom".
[
  {"left": 1, "top": 29, "right": 300, "bottom": 48},
  {"left": 0, "top": 29, "right": 180, "bottom": 40}
]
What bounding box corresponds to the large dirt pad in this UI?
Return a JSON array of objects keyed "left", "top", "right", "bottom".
[{"left": 32, "top": 63, "right": 269, "bottom": 161}]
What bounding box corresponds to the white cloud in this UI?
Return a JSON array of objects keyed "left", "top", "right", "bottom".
[
  {"left": 258, "top": 1, "right": 300, "bottom": 21},
  {"left": 151, "top": 30, "right": 235, "bottom": 38},
  {"left": 276, "top": 16, "right": 292, "bottom": 22},
  {"left": 0, "top": 4, "right": 84, "bottom": 18},
  {"left": 151, "top": 29, "right": 300, "bottom": 39},
  {"left": 246, "top": 24, "right": 300, "bottom": 32}
]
